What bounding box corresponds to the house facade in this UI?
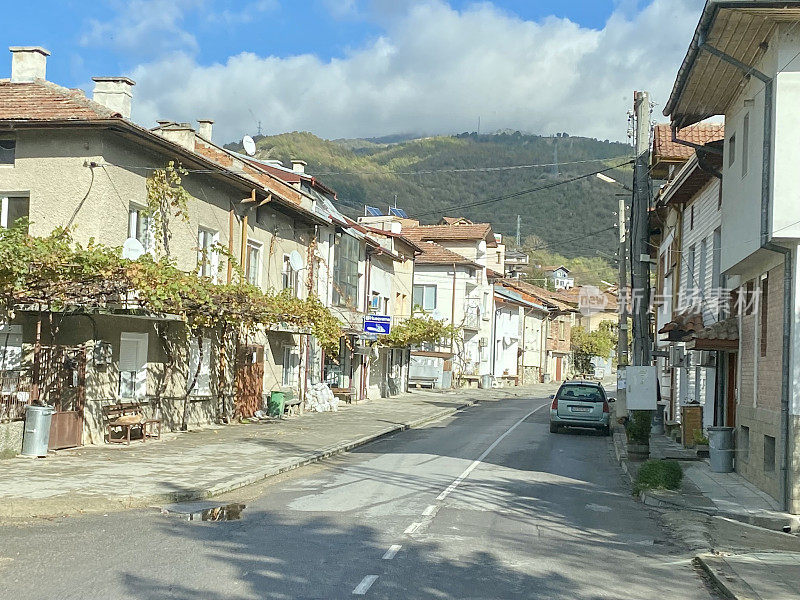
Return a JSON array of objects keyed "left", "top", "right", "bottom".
[{"left": 663, "top": 2, "right": 800, "bottom": 512}]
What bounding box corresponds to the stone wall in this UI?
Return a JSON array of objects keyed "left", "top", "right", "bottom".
[{"left": 0, "top": 421, "right": 23, "bottom": 455}]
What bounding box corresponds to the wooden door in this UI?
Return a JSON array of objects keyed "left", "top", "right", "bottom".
[
  {"left": 725, "top": 352, "right": 737, "bottom": 427},
  {"left": 36, "top": 346, "right": 86, "bottom": 450},
  {"left": 235, "top": 345, "right": 264, "bottom": 418},
  {"left": 555, "top": 356, "right": 563, "bottom": 381}
]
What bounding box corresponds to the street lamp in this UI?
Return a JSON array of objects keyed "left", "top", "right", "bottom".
[{"left": 596, "top": 172, "right": 633, "bottom": 192}]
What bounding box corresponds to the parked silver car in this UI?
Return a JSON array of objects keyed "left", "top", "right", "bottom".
[{"left": 549, "top": 381, "right": 614, "bottom": 435}]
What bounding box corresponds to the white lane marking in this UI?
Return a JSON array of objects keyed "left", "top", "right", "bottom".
[
  {"left": 586, "top": 503, "right": 612, "bottom": 513},
  {"left": 422, "top": 504, "right": 437, "bottom": 516},
  {"left": 436, "top": 402, "right": 548, "bottom": 502},
  {"left": 404, "top": 522, "right": 421, "bottom": 534},
  {"left": 353, "top": 575, "right": 379, "bottom": 595},
  {"left": 382, "top": 544, "right": 401, "bottom": 560}
]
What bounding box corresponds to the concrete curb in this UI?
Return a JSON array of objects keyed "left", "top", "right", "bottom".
[
  {"left": 0, "top": 399, "right": 478, "bottom": 520},
  {"left": 693, "top": 554, "right": 760, "bottom": 600}
]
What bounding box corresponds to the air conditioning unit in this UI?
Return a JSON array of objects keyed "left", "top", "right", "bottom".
[
  {"left": 479, "top": 337, "right": 488, "bottom": 348},
  {"left": 669, "top": 346, "right": 685, "bottom": 368}
]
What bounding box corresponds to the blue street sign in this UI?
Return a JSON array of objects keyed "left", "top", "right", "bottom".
[{"left": 363, "top": 314, "right": 391, "bottom": 335}]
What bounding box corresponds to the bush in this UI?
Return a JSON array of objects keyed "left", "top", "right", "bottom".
[
  {"left": 625, "top": 410, "right": 652, "bottom": 444},
  {"left": 633, "top": 459, "right": 683, "bottom": 495}
]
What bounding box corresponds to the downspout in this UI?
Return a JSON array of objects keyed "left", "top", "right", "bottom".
[
  {"left": 698, "top": 40, "right": 792, "bottom": 511},
  {"left": 450, "top": 263, "right": 457, "bottom": 354}
]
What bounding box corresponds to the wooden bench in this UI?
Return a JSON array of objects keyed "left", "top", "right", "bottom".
[
  {"left": 331, "top": 387, "right": 356, "bottom": 404},
  {"left": 103, "top": 401, "right": 161, "bottom": 445},
  {"left": 282, "top": 390, "right": 303, "bottom": 417}
]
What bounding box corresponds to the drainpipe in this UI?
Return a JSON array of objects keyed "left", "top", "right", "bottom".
[
  {"left": 697, "top": 40, "right": 792, "bottom": 511},
  {"left": 450, "top": 263, "right": 457, "bottom": 354}
]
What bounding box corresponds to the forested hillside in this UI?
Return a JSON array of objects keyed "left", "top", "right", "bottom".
[{"left": 224, "top": 131, "right": 632, "bottom": 281}]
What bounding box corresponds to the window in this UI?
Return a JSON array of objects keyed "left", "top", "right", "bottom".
[
  {"left": 686, "top": 245, "right": 696, "bottom": 300},
  {"left": 370, "top": 291, "right": 380, "bottom": 311},
  {"left": 197, "top": 228, "right": 219, "bottom": 281},
  {"left": 764, "top": 435, "right": 776, "bottom": 473},
  {"left": 745, "top": 280, "right": 755, "bottom": 316},
  {"left": 0, "top": 324, "right": 22, "bottom": 370},
  {"left": 245, "top": 241, "right": 261, "bottom": 286},
  {"left": 412, "top": 284, "right": 437, "bottom": 311},
  {"left": 690, "top": 205, "right": 695, "bottom": 230},
  {"left": 119, "top": 332, "right": 148, "bottom": 399},
  {"left": 698, "top": 239, "right": 707, "bottom": 296},
  {"left": 0, "top": 139, "right": 15, "bottom": 165},
  {"left": 559, "top": 320, "right": 565, "bottom": 341},
  {"left": 712, "top": 228, "right": 722, "bottom": 302},
  {"left": 282, "top": 345, "right": 300, "bottom": 387},
  {"left": 761, "top": 273, "right": 769, "bottom": 357},
  {"left": 128, "top": 204, "right": 151, "bottom": 250},
  {"left": 282, "top": 254, "right": 300, "bottom": 296},
  {"left": 718, "top": 183, "right": 723, "bottom": 210},
  {"left": 332, "top": 233, "right": 360, "bottom": 308},
  {"left": 739, "top": 426, "right": 750, "bottom": 463},
  {"left": 742, "top": 113, "right": 749, "bottom": 177},
  {"left": 0, "top": 196, "right": 29, "bottom": 229},
  {"left": 728, "top": 133, "right": 736, "bottom": 167},
  {"left": 188, "top": 337, "right": 211, "bottom": 396}
]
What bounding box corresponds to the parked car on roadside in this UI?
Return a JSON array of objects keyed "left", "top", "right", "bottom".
[{"left": 549, "top": 380, "right": 614, "bottom": 435}]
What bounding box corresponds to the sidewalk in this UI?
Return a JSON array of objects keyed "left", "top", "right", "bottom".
[
  {"left": 612, "top": 426, "right": 800, "bottom": 599},
  {"left": 0, "top": 385, "right": 548, "bottom": 519}
]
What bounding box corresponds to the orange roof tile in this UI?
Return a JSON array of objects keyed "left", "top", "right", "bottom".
[
  {"left": 652, "top": 123, "right": 724, "bottom": 163},
  {"left": 404, "top": 222, "right": 497, "bottom": 246},
  {"left": 0, "top": 80, "right": 118, "bottom": 120},
  {"left": 415, "top": 241, "right": 482, "bottom": 267}
]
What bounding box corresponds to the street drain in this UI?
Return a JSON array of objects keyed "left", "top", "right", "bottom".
[{"left": 159, "top": 502, "right": 246, "bottom": 522}]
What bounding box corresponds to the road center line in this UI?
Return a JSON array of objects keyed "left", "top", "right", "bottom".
[
  {"left": 382, "top": 544, "right": 401, "bottom": 560},
  {"left": 422, "top": 504, "right": 437, "bottom": 516},
  {"left": 436, "top": 402, "right": 548, "bottom": 502},
  {"left": 353, "top": 575, "right": 379, "bottom": 595},
  {"left": 404, "top": 522, "right": 421, "bottom": 534}
]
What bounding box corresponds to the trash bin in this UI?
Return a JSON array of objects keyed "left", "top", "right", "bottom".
[
  {"left": 480, "top": 375, "right": 493, "bottom": 389},
  {"left": 707, "top": 426, "right": 735, "bottom": 473},
  {"left": 268, "top": 391, "right": 285, "bottom": 418},
  {"left": 21, "top": 405, "right": 54, "bottom": 457}
]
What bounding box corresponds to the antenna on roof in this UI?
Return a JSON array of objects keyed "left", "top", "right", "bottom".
[
  {"left": 242, "top": 135, "right": 256, "bottom": 156},
  {"left": 248, "top": 109, "right": 262, "bottom": 136}
]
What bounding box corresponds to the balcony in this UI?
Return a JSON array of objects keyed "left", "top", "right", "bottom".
[{"left": 462, "top": 308, "right": 480, "bottom": 330}]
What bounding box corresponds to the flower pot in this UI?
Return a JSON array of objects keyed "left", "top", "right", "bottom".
[{"left": 626, "top": 442, "right": 650, "bottom": 461}]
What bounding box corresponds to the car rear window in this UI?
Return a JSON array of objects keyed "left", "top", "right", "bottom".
[{"left": 556, "top": 385, "right": 605, "bottom": 402}]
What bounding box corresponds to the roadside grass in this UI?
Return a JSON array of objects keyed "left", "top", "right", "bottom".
[{"left": 633, "top": 459, "right": 683, "bottom": 495}]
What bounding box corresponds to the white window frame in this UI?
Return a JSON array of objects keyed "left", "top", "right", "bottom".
[
  {"left": 282, "top": 345, "right": 300, "bottom": 387},
  {"left": 282, "top": 254, "right": 300, "bottom": 296},
  {"left": 413, "top": 284, "right": 437, "bottom": 311},
  {"left": 128, "top": 204, "right": 152, "bottom": 251},
  {"left": 0, "top": 138, "right": 15, "bottom": 166},
  {"left": 119, "top": 332, "right": 148, "bottom": 400},
  {"left": 188, "top": 336, "right": 212, "bottom": 396},
  {"left": 0, "top": 196, "right": 29, "bottom": 228},
  {"left": 246, "top": 240, "right": 262, "bottom": 286},
  {"left": 197, "top": 227, "right": 220, "bottom": 282}
]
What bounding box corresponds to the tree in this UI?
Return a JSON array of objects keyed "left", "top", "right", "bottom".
[{"left": 571, "top": 320, "right": 617, "bottom": 374}]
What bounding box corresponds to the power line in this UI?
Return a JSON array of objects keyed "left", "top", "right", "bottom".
[{"left": 415, "top": 160, "right": 633, "bottom": 218}]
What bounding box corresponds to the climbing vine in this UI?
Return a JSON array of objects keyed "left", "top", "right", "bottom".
[
  {"left": 381, "top": 313, "right": 460, "bottom": 348},
  {"left": 145, "top": 161, "right": 191, "bottom": 258}
]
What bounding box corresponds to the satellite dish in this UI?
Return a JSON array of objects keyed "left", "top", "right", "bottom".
[
  {"left": 242, "top": 135, "right": 256, "bottom": 156},
  {"left": 122, "top": 237, "right": 145, "bottom": 260},
  {"left": 288, "top": 250, "right": 304, "bottom": 271}
]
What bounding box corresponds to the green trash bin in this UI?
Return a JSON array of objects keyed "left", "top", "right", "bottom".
[{"left": 268, "top": 391, "right": 285, "bottom": 418}]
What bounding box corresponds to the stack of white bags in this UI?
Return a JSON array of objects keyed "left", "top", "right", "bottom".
[{"left": 305, "top": 382, "right": 340, "bottom": 413}]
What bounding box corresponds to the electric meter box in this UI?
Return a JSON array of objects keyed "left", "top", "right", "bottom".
[{"left": 626, "top": 366, "right": 657, "bottom": 410}]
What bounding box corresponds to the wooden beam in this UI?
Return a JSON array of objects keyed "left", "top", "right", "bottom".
[
  {"left": 227, "top": 208, "right": 235, "bottom": 283},
  {"left": 240, "top": 213, "right": 248, "bottom": 277},
  {"left": 258, "top": 192, "right": 272, "bottom": 207}
]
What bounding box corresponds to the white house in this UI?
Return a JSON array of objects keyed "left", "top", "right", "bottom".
[{"left": 543, "top": 266, "right": 574, "bottom": 290}]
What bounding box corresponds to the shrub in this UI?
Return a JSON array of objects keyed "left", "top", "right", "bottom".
[
  {"left": 633, "top": 459, "right": 683, "bottom": 495},
  {"left": 625, "top": 410, "right": 652, "bottom": 444}
]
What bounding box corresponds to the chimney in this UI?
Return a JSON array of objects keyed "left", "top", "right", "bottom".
[
  {"left": 92, "top": 77, "right": 136, "bottom": 119},
  {"left": 196, "top": 119, "right": 213, "bottom": 140},
  {"left": 9, "top": 46, "right": 50, "bottom": 82},
  {"left": 290, "top": 159, "right": 307, "bottom": 174},
  {"left": 157, "top": 122, "right": 196, "bottom": 151}
]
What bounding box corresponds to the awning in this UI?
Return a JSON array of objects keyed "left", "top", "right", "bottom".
[
  {"left": 658, "top": 310, "right": 704, "bottom": 342},
  {"left": 685, "top": 317, "right": 739, "bottom": 351}
]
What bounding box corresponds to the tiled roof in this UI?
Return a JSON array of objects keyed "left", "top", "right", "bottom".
[
  {"left": 498, "top": 278, "right": 575, "bottom": 312},
  {"left": 415, "top": 241, "right": 482, "bottom": 267},
  {"left": 652, "top": 123, "right": 724, "bottom": 162},
  {"left": 658, "top": 310, "right": 704, "bottom": 336},
  {"left": 693, "top": 317, "right": 738, "bottom": 342},
  {"left": 404, "top": 222, "right": 497, "bottom": 247},
  {"left": 0, "top": 80, "right": 118, "bottom": 120}
]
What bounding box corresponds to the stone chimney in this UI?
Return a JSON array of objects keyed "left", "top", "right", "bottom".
[
  {"left": 158, "top": 122, "right": 196, "bottom": 151},
  {"left": 9, "top": 46, "right": 50, "bottom": 82},
  {"left": 196, "top": 119, "right": 213, "bottom": 140},
  {"left": 291, "top": 159, "right": 307, "bottom": 174},
  {"left": 92, "top": 77, "right": 136, "bottom": 119}
]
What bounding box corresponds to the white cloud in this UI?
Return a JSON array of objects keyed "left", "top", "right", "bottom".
[
  {"left": 126, "top": 0, "right": 704, "bottom": 142},
  {"left": 81, "top": 0, "right": 202, "bottom": 59}
]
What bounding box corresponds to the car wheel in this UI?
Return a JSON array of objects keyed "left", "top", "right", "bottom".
[{"left": 549, "top": 423, "right": 559, "bottom": 433}]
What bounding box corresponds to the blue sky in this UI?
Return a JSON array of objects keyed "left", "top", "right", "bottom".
[{"left": 1, "top": 1, "right": 703, "bottom": 142}]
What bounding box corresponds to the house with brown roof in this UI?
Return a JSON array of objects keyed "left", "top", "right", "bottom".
[{"left": 0, "top": 46, "right": 330, "bottom": 448}]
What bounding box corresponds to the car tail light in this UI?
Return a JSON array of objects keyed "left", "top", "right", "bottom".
[
  {"left": 551, "top": 396, "right": 558, "bottom": 410},
  {"left": 602, "top": 400, "right": 610, "bottom": 413}
]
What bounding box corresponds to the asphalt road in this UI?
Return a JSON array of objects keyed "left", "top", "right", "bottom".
[{"left": 0, "top": 392, "right": 716, "bottom": 599}]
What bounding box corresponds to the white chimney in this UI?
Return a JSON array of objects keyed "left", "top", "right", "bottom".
[
  {"left": 197, "top": 119, "right": 213, "bottom": 140},
  {"left": 291, "top": 159, "right": 307, "bottom": 174},
  {"left": 92, "top": 77, "right": 135, "bottom": 119},
  {"left": 9, "top": 46, "right": 50, "bottom": 82},
  {"left": 158, "top": 122, "right": 196, "bottom": 151}
]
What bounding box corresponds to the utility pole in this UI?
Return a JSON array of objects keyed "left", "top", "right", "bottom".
[
  {"left": 515, "top": 214, "right": 521, "bottom": 246},
  {"left": 616, "top": 191, "right": 629, "bottom": 415},
  {"left": 630, "top": 91, "right": 652, "bottom": 367}
]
